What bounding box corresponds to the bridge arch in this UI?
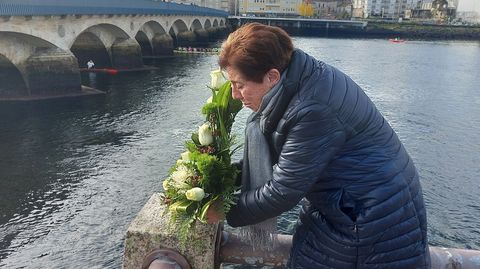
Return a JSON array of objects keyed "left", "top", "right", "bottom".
[
  {"left": 0, "top": 31, "right": 80, "bottom": 98},
  {"left": 135, "top": 31, "right": 153, "bottom": 57},
  {"left": 169, "top": 19, "right": 192, "bottom": 48},
  {"left": 213, "top": 19, "right": 219, "bottom": 27},
  {"left": 190, "top": 19, "right": 209, "bottom": 46},
  {"left": 0, "top": 54, "right": 28, "bottom": 97},
  {"left": 191, "top": 19, "right": 203, "bottom": 31},
  {"left": 169, "top": 19, "right": 189, "bottom": 36},
  {"left": 0, "top": 32, "right": 58, "bottom": 96},
  {"left": 139, "top": 21, "right": 167, "bottom": 38},
  {"left": 71, "top": 31, "right": 111, "bottom": 68},
  {"left": 204, "top": 19, "right": 212, "bottom": 29},
  {"left": 71, "top": 23, "right": 142, "bottom": 68},
  {"left": 136, "top": 21, "right": 169, "bottom": 56}
]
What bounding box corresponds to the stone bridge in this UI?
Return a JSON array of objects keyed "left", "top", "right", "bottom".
[{"left": 0, "top": 0, "right": 228, "bottom": 100}]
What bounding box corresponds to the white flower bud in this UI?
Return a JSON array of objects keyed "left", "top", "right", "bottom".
[
  {"left": 198, "top": 123, "right": 214, "bottom": 146},
  {"left": 210, "top": 69, "right": 226, "bottom": 89},
  {"left": 185, "top": 187, "right": 205, "bottom": 201},
  {"left": 181, "top": 151, "right": 190, "bottom": 162},
  {"left": 162, "top": 179, "right": 169, "bottom": 191}
]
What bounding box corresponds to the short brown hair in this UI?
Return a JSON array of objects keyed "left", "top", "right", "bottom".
[{"left": 218, "top": 23, "right": 294, "bottom": 83}]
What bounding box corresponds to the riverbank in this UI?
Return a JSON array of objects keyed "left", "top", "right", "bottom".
[
  {"left": 228, "top": 17, "right": 480, "bottom": 40},
  {"left": 364, "top": 21, "right": 480, "bottom": 40}
]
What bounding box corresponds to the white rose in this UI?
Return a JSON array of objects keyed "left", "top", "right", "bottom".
[
  {"left": 185, "top": 187, "right": 205, "bottom": 201},
  {"left": 210, "top": 69, "right": 226, "bottom": 89},
  {"left": 198, "top": 123, "right": 213, "bottom": 146}
]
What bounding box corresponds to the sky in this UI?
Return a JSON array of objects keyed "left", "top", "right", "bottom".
[{"left": 457, "top": 0, "right": 479, "bottom": 12}]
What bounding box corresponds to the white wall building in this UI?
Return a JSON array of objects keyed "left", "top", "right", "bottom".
[
  {"left": 237, "top": 0, "right": 301, "bottom": 17},
  {"left": 448, "top": 0, "right": 459, "bottom": 9},
  {"left": 457, "top": 10, "right": 480, "bottom": 23},
  {"left": 170, "top": 0, "right": 229, "bottom": 12},
  {"left": 353, "top": 0, "right": 461, "bottom": 18},
  {"left": 353, "top": 0, "right": 409, "bottom": 18}
]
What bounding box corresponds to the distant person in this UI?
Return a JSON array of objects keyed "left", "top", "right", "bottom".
[{"left": 87, "top": 60, "right": 95, "bottom": 69}]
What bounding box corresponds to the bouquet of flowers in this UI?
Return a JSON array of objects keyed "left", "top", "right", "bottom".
[{"left": 162, "top": 69, "right": 243, "bottom": 243}]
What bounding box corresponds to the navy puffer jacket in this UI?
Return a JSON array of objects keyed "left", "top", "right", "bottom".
[{"left": 226, "top": 49, "right": 430, "bottom": 269}]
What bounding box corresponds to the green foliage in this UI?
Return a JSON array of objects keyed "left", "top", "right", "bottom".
[{"left": 162, "top": 79, "right": 242, "bottom": 247}]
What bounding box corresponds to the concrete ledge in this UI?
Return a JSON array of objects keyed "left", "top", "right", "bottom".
[
  {"left": 220, "top": 232, "right": 480, "bottom": 269},
  {"left": 0, "top": 85, "right": 104, "bottom": 102},
  {"left": 125, "top": 193, "right": 480, "bottom": 269},
  {"left": 123, "top": 193, "right": 221, "bottom": 269},
  {"left": 114, "top": 66, "right": 158, "bottom": 72},
  {"left": 79, "top": 66, "right": 158, "bottom": 74}
]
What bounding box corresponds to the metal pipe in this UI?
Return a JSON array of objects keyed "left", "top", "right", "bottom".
[
  {"left": 219, "top": 232, "right": 292, "bottom": 267},
  {"left": 142, "top": 249, "right": 191, "bottom": 269},
  {"left": 219, "top": 232, "right": 480, "bottom": 269},
  {"left": 430, "top": 247, "right": 480, "bottom": 269}
]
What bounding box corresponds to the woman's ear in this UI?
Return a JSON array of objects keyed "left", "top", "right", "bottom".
[{"left": 266, "top": 68, "right": 281, "bottom": 86}]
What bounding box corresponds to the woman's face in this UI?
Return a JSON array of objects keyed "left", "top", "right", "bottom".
[{"left": 226, "top": 67, "right": 279, "bottom": 112}]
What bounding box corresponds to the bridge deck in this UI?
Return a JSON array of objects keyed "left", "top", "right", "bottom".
[
  {"left": 0, "top": 0, "right": 227, "bottom": 17},
  {"left": 228, "top": 16, "right": 368, "bottom": 30}
]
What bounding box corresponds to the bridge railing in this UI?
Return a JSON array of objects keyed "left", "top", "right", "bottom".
[{"left": 0, "top": 0, "right": 227, "bottom": 17}]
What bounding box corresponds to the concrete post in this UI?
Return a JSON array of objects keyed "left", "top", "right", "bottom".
[{"left": 123, "top": 193, "right": 221, "bottom": 269}]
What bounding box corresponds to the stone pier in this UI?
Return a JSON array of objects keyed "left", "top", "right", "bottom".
[
  {"left": 194, "top": 29, "right": 209, "bottom": 47},
  {"left": 176, "top": 31, "right": 197, "bottom": 48},
  {"left": 152, "top": 34, "right": 174, "bottom": 56},
  {"left": 111, "top": 38, "right": 144, "bottom": 69},
  {"left": 23, "top": 48, "right": 81, "bottom": 96}
]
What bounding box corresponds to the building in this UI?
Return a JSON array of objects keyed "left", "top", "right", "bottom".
[
  {"left": 456, "top": 11, "right": 480, "bottom": 24},
  {"left": 170, "top": 0, "right": 229, "bottom": 12},
  {"left": 352, "top": 0, "right": 458, "bottom": 19},
  {"left": 237, "top": 0, "right": 302, "bottom": 17},
  {"left": 447, "top": 0, "right": 458, "bottom": 9},
  {"left": 313, "top": 0, "right": 352, "bottom": 19},
  {"left": 353, "top": 0, "right": 409, "bottom": 18}
]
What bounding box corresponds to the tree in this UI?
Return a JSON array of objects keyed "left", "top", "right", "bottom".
[{"left": 298, "top": 2, "right": 315, "bottom": 17}]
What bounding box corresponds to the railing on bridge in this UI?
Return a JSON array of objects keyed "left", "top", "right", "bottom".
[{"left": 0, "top": 0, "right": 227, "bottom": 17}]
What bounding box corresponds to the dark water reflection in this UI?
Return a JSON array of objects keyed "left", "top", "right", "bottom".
[{"left": 0, "top": 39, "right": 479, "bottom": 268}]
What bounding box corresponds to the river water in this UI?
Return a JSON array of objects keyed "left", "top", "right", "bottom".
[{"left": 0, "top": 37, "right": 479, "bottom": 268}]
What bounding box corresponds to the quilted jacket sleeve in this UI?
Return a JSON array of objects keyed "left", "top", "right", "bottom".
[{"left": 227, "top": 102, "right": 347, "bottom": 227}]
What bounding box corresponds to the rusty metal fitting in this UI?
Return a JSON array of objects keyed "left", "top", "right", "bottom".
[{"left": 141, "top": 249, "right": 191, "bottom": 269}]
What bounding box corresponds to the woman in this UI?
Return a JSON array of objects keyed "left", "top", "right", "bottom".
[{"left": 217, "top": 23, "right": 430, "bottom": 269}]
